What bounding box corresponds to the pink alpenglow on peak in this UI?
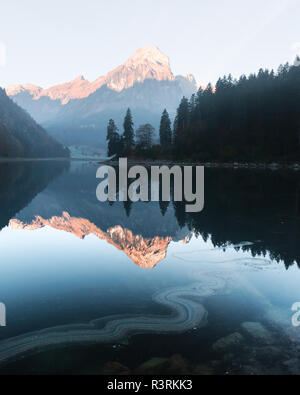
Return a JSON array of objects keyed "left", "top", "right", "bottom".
[
  {"left": 6, "top": 46, "right": 177, "bottom": 104},
  {"left": 6, "top": 84, "right": 42, "bottom": 98},
  {"left": 37, "top": 75, "right": 91, "bottom": 104},
  {"left": 100, "top": 46, "right": 175, "bottom": 92},
  {"left": 9, "top": 213, "right": 187, "bottom": 269}
]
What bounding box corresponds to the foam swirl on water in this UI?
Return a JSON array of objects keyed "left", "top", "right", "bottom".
[{"left": 0, "top": 274, "right": 226, "bottom": 365}]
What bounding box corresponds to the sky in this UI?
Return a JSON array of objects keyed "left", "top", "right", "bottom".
[{"left": 0, "top": 0, "right": 300, "bottom": 88}]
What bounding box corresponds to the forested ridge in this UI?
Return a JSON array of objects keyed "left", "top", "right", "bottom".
[
  {"left": 107, "top": 59, "right": 300, "bottom": 162},
  {"left": 0, "top": 88, "right": 69, "bottom": 158}
]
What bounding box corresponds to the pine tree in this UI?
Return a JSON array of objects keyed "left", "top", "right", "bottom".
[
  {"left": 106, "top": 119, "right": 120, "bottom": 157},
  {"left": 159, "top": 109, "right": 172, "bottom": 150},
  {"left": 136, "top": 124, "right": 155, "bottom": 149},
  {"left": 159, "top": 200, "right": 169, "bottom": 216},
  {"left": 122, "top": 108, "right": 135, "bottom": 155},
  {"left": 123, "top": 200, "right": 132, "bottom": 217},
  {"left": 173, "top": 97, "right": 190, "bottom": 150}
]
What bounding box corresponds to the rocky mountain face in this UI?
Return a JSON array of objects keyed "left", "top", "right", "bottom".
[
  {"left": 6, "top": 46, "right": 197, "bottom": 148},
  {"left": 0, "top": 88, "right": 69, "bottom": 158},
  {"left": 6, "top": 46, "right": 182, "bottom": 104}
]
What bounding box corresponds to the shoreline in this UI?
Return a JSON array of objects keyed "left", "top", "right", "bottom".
[
  {"left": 0, "top": 156, "right": 299, "bottom": 170},
  {"left": 104, "top": 159, "right": 300, "bottom": 171},
  {"left": 0, "top": 157, "right": 106, "bottom": 163}
]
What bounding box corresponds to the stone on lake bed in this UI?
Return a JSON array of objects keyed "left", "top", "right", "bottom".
[
  {"left": 135, "top": 354, "right": 191, "bottom": 375},
  {"left": 193, "top": 364, "right": 214, "bottom": 375},
  {"left": 165, "top": 354, "right": 190, "bottom": 375},
  {"left": 212, "top": 332, "right": 245, "bottom": 353},
  {"left": 241, "top": 322, "right": 273, "bottom": 344},
  {"left": 255, "top": 346, "right": 285, "bottom": 363},
  {"left": 134, "top": 357, "right": 169, "bottom": 375},
  {"left": 282, "top": 358, "right": 300, "bottom": 375},
  {"left": 100, "top": 361, "right": 131, "bottom": 375}
]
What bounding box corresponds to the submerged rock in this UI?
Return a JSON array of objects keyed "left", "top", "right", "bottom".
[
  {"left": 255, "top": 346, "right": 285, "bottom": 364},
  {"left": 238, "top": 365, "right": 265, "bottom": 375},
  {"left": 165, "top": 354, "right": 190, "bottom": 375},
  {"left": 134, "top": 357, "right": 169, "bottom": 375},
  {"left": 193, "top": 364, "right": 214, "bottom": 375},
  {"left": 100, "top": 361, "right": 131, "bottom": 375},
  {"left": 212, "top": 332, "right": 245, "bottom": 353},
  {"left": 241, "top": 322, "right": 273, "bottom": 344},
  {"left": 135, "top": 354, "right": 191, "bottom": 375},
  {"left": 282, "top": 358, "right": 300, "bottom": 375}
]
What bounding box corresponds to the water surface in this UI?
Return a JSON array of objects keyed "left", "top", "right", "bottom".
[{"left": 0, "top": 161, "right": 299, "bottom": 375}]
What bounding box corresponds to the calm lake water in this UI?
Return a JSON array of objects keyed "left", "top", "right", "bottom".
[{"left": 0, "top": 160, "right": 300, "bottom": 375}]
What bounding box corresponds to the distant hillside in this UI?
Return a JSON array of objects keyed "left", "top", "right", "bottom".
[{"left": 0, "top": 88, "right": 69, "bottom": 158}]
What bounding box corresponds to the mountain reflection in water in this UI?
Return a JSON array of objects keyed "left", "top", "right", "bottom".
[
  {"left": 2, "top": 160, "right": 299, "bottom": 270},
  {"left": 0, "top": 160, "right": 300, "bottom": 375}
]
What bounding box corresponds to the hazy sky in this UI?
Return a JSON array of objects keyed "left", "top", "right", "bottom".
[{"left": 1, "top": 0, "right": 300, "bottom": 88}]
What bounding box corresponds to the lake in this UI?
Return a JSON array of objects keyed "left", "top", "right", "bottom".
[{"left": 0, "top": 160, "right": 299, "bottom": 375}]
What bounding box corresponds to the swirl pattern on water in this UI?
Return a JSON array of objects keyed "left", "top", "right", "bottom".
[{"left": 0, "top": 273, "right": 227, "bottom": 365}]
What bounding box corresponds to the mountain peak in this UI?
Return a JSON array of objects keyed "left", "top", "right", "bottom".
[
  {"left": 103, "top": 45, "right": 174, "bottom": 92},
  {"left": 6, "top": 46, "right": 190, "bottom": 103},
  {"left": 184, "top": 74, "right": 197, "bottom": 85},
  {"left": 73, "top": 75, "right": 86, "bottom": 82},
  {"left": 6, "top": 83, "right": 42, "bottom": 97},
  {"left": 127, "top": 46, "right": 170, "bottom": 67}
]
